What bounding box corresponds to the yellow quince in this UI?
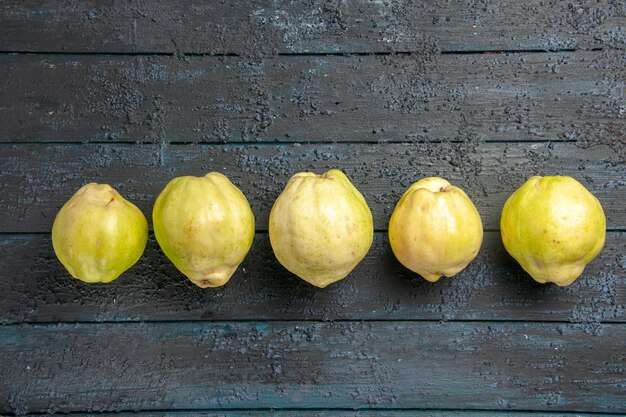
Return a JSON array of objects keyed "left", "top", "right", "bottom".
[{"left": 389, "top": 177, "right": 483, "bottom": 282}]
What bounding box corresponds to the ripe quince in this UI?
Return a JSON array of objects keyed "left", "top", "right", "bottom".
[
  {"left": 153, "top": 173, "right": 255, "bottom": 288},
  {"left": 52, "top": 183, "right": 148, "bottom": 283},
  {"left": 501, "top": 176, "right": 605, "bottom": 286},
  {"left": 269, "top": 169, "right": 373, "bottom": 288},
  {"left": 389, "top": 177, "right": 483, "bottom": 282}
]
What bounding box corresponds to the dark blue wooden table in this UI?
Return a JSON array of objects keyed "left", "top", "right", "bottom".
[{"left": 0, "top": 1, "right": 624, "bottom": 415}]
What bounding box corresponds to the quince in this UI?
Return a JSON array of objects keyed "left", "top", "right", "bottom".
[
  {"left": 501, "top": 176, "right": 605, "bottom": 286},
  {"left": 269, "top": 169, "right": 373, "bottom": 288},
  {"left": 389, "top": 177, "right": 483, "bottom": 282},
  {"left": 153, "top": 173, "right": 255, "bottom": 288},
  {"left": 52, "top": 183, "right": 148, "bottom": 283}
]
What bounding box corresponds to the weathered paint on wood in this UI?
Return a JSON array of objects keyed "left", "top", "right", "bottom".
[
  {"left": 0, "top": 232, "right": 623, "bottom": 324},
  {"left": 1, "top": 142, "right": 623, "bottom": 233},
  {"left": 1, "top": 52, "right": 624, "bottom": 143},
  {"left": 1, "top": 321, "right": 624, "bottom": 414},
  {"left": 1, "top": 0, "right": 624, "bottom": 53}
]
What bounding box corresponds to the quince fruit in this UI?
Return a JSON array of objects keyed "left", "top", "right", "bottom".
[
  {"left": 389, "top": 177, "right": 483, "bottom": 282},
  {"left": 52, "top": 183, "right": 148, "bottom": 283},
  {"left": 501, "top": 175, "right": 605, "bottom": 286},
  {"left": 153, "top": 173, "right": 255, "bottom": 288},
  {"left": 269, "top": 169, "right": 373, "bottom": 288}
]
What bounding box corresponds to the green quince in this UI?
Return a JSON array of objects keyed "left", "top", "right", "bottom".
[{"left": 52, "top": 183, "right": 148, "bottom": 283}]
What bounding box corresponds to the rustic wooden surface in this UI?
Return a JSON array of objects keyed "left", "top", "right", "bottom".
[
  {"left": 1, "top": 52, "right": 624, "bottom": 144},
  {"left": 30, "top": 413, "right": 626, "bottom": 417},
  {"left": 1, "top": 0, "right": 624, "bottom": 53},
  {"left": 0, "top": 0, "right": 624, "bottom": 415},
  {"left": 2, "top": 322, "right": 625, "bottom": 413}
]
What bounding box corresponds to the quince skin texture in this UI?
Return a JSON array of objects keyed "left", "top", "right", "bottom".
[
  {"left": 153, "top": 173, "right": 255, "bottom": 288},
  {"left": 389, "top": 177, "right": 483, "bottom": 282},
  {"left": 501, "top": 176, "right": 605, "bottom": 286},
  {"left": 269, "top": 169, "right": 373, "bottom": 288},
  {"left": 52, "top": 183, "right": 148, "bottom": 283}
]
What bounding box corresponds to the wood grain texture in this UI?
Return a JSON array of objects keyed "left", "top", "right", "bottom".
[
  {"left": 1, "top": 51, "right": 624, "bottom": 144},
  {"left": 1, "top": 0, "right": 624, "bottom": 54},
  {"left": 1, "top": 142, "right": 623, "bottom": 233},
  {"left": 0, "top": 232, "right": 623, "bottom": 324},
  {"left": 1, "top": 321, "right": 624, "bottom": 414}
]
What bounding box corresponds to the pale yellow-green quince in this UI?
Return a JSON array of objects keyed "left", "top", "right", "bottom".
[{"left": 269, "top": 169, "right": 373, "bottom": 288}]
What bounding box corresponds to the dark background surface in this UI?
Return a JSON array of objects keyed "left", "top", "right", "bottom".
[{"left": 0, "top": 1, "right": 624, "bottom": 415}]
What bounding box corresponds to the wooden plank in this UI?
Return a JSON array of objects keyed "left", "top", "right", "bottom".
[
  {"left": 0, "top": 232, "right": 623, "bottom": 324},
  {"left": 1, "top": 0, "right": 624, "bottom": 54},
  {"left": 65, "top": 413, "right": 622, "bottom": 417},
  {"left": 0, "top": 142, "right": 623, "bottom": 233},
  {"left": 1, "top": 322, "right": 624, "bottom": 413},
  {"left": 1, "top": 52, "right": 624, "bottom": 143}
]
